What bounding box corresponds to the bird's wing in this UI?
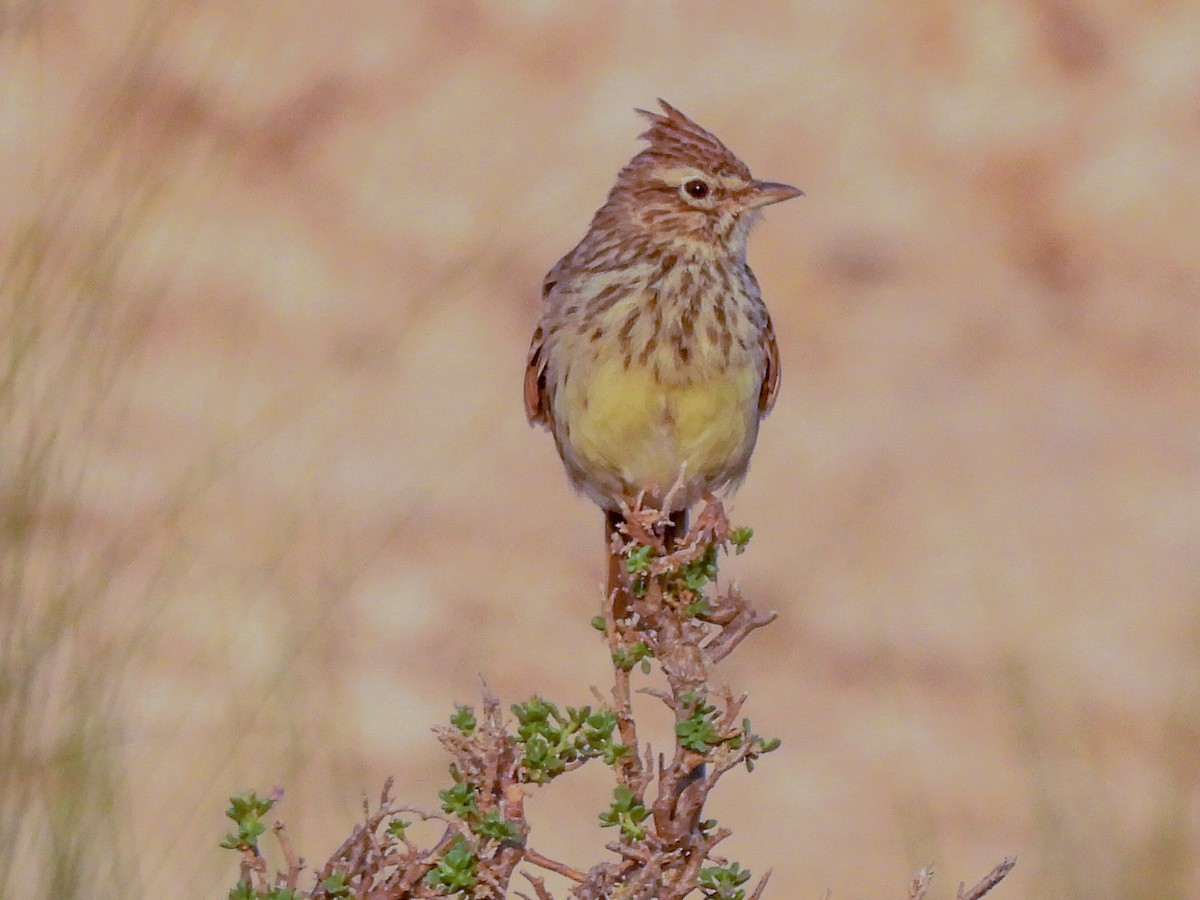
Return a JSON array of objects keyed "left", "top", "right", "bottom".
[
  {"left": 759, "top": 313, "right": 781, "bottom": 416},
  {"left": 523, "top": 324, "right": 550, "bottom": 426},
  {"left": 743, "top": 262, "right": 780, "bottom": 416},
  {"left": 525, "top": 251, "right": 578, "bottom": 426}
]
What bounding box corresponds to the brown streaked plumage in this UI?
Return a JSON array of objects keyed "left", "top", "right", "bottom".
[{"left": 524, "top": 99, "right": 801, "bottom": 607}]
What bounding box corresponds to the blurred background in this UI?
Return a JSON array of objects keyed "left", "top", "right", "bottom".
[{"left": 2, "top": 1, "right": 1198, "bottom": 897}]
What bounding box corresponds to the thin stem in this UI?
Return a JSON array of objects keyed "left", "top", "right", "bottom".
[{"left": 522, "top": 847, "right": 587, "bottom": 883}]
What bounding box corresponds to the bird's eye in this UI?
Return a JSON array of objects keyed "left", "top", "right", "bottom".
[{"left": 683, "top": 179, "right": 710, "bottom": 199}]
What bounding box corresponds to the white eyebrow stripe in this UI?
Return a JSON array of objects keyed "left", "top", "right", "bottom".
[
  {"left": 657, "top": 167, "right": 750, "bottom": 193},
  {"left": 657, "top": 166, "right": 706, "bottom": 186}
]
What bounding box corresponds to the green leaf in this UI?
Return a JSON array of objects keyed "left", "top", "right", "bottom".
[
  {"left": 676, "top": 716, "right": 722, "bottom": 752},
  {"left": 425, "top": 837, "right": 477, "bottom": 893},
  {"left": 729, "top": 526, "right": 754, "bottom": 554},
  {"left": 625, "top": 544, "right": 654, "bottom": 573},
  {"left": 598, "top": 785, "right": 651, "bottom": 841},
  {"left": 583, "top": 709, "right": 617, "bottom": 738},
  {"left": 439, "top": 782, "right": 478, "bottom": 819},
  {"left": 512, "top": 696, "right": 562, "bottom": 740},
  {"left": 680, "top": 545, "right": 719, "bottom": 591},
  {"left": 321, "top": 871, "right": 351, "bottom": 898},
  {"left": 220, "top": 791, "right": 275, "bottom": 851},
  {"left": 602, "top": 742, "right": 630, "bottom": 766},
  {"left": 473, "top": 810, "right": 522, "bottom": 844},
  {"left": 520, "top": 733, "right": 566, "bottom": 783},
  {"left": 449, "top": 704, "right": 476, "bottom": 735},
  {"left": 387, "top": 817, "right": 410, "bottom": 839},
  {"left": 699, "top": 861, "right": 753, "bottom": 899},
  {"left": 612, "top": 642, "right": 653, "bottom": 672},
  {"left": 674, "top": 697, "right": 723, "bottom": 752},
  {"left": 225, "top": 791, "right": 275, "bottom": 823}
]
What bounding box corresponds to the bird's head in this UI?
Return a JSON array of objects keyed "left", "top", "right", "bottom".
[{"left": 603, "top": 100, "right": 803, "bottom": 256}]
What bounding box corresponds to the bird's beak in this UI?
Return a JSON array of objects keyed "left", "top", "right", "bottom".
[{"left": 743, "top": 180, "right": 804, "bottom": 210}]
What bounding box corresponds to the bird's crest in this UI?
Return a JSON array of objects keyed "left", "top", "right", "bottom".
[{"left": 632, "top": 99, "right": 751, "bottom": 180}]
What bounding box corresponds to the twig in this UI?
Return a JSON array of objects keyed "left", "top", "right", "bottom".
[
  {"left": 238, "top": 849, "right": 267, "bottom": 893},
  {"left": 272, "top": 820, "right": 303, "bottom": 889},
  {"left": 908, "top": 865, "right": 933, "bottom": 899},
  {"left": 748, "top": 868, "right": 773, "bottom": 900},
  {"left": 523, "top": 847, "right": 587, "bottom": 883},
  {"left": 958, "top": 857, "right": 1017, "bottom": 900},
  {"left": 604, "top": 578, "right": 644, "bottom": 786},
  {"left": 520, "top": 870, "right": 556, "bottom": 900},
  {"left": 702, "top": 602, "right": 777, "bottom": 663}
]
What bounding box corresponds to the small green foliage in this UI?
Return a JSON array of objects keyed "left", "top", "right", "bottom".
[
  {"left": 513, "top": 697, "right": 568, "bottom": 783},
  {"left": 729, "top": 526, "right": 754, "bottom": 554},
  {"left": 222, "top": 507, "right": 777, "bottom": 897},
  {"left": 611, "top": 641, "right": 653, "bottom": 672},
  {"left": 220, "top": 791, "right": 275, "bottom": 851},
  {"left": 742, "top": 719, "right": 782, "bottom": 772},
  {"left": 583, "top": 708, "right": 618, "bottom": 738},
  {"left": 425, "top": 837, "right": 477, "bottom": 894},
  {"left": 578, "top": 708, "right": 622, "bottom": 764},
  {"left": 681, "top": 544, "right": 719, "bottom": 591},
  {"left": 229, "top": 885, "right": 297, "bottom": 900},
  {"left": 472, "top": 809, "right": 522, "bottom": 844},
  {"left": 620, "top": 538, "right": 662, "bottom": 600},
  {"left": 228, "top": 883, "right": 297, "bottom": 900},
  {"left": 512, "top": 696, "right": 559, "bottom": 739},
  {"left": 438, "top": 782, "right": 478, "bottom": 819},
  {"left": 449, "top": 704, "right": 476, "bottom": 735},
  {"left": 676, "top": 712, "right": 724, "bottom": 752},
  {"left": 321, "top": 871, "right": 351, "bottom": 898},
  {"left": 675, "top": 694, "right": 723, "bottom": 752},
  {"left": 625, "top": 544, "right": 654, "bottom": 573},
  {"left": 698, "top": 861, "right": 753, "bottom": 899},
  {"left": 521, "top": 733, "right": 568, "bottom": 783},
  {"left": 387, "top": 817, "right": 410, "bottom": 839},
  {"left": 511, "top": 697, "right": 627, "bottom": 783},
  {"left": 598, "top": 785, "right": 651, "bottom": 841}
]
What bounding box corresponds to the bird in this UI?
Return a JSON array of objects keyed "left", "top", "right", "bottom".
[{"left": 524, "top": 99, "right": 801, "bottom": 611}]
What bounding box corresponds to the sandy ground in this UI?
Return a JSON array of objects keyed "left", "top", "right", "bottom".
[{"left": 2, "top": 2, "right": 1198, "bottom": 897}]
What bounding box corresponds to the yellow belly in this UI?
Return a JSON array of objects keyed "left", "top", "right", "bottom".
[{"left": 555, "top": 355, "right": 760, "bottom": 508}]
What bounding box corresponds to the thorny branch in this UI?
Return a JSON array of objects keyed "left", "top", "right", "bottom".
[{"left": 223, "top": 499, "right": 1014, "bottom": 898}]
